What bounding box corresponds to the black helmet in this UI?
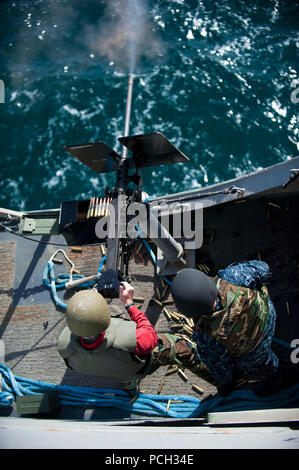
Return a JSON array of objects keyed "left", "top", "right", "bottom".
[{"left": 171, "top": 268, "right": 217, "bottom": 318}]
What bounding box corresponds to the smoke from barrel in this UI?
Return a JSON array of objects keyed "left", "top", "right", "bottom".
[{"left": 85, "top": 0, "right": 165, "bottom": 75}]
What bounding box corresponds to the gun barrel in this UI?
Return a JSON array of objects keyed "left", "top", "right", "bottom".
[
  {"left": 98, "top": 75, "right": 135, "bottom": 298},
  {"left": 121, "top": 74, "right": 134, "bottom": 161}
]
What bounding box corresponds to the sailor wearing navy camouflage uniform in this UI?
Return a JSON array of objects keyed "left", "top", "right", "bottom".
[{"left": 171, "top": 261, "right": 296, "bottom": 395}]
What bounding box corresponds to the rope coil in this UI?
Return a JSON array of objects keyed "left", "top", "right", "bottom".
[
  {"left": 1, "top": 364, "right": 298, "bottom": 417},
  {"left": 43, "top": 250, "right": 106, "bottom": 309},
  {"left": 0, "top": 364, "right": 200, "bottom": 418}
]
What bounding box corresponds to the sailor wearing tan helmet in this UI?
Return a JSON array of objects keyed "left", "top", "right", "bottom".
[{"left": 57, "top": 281, "right": 214, "bottom": 397}]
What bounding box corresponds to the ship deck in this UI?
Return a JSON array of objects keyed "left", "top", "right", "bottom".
[
  {"left": 0, "top": 231, "right": 217, "bottom": 406},
  {"left": 0, "top": 156, "right": 299, "bottom": 432}
]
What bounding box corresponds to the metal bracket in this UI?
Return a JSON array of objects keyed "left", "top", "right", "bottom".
[
  {"left": 22, "top": 217, "right": 36, "bottom": 233},
  {"left": 282, "top": 169, "right": 299, "bottom": 189},
  {"left": 156, "top": 245, "right": 195, "bottom": 276}
]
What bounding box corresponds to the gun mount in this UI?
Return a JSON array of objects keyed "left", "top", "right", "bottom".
[
  {"left": 62, "top": 75, "right": 192, "bottom": 297},
  {"left": 17, "top": 75, "right": 193, "bottom": 298}
]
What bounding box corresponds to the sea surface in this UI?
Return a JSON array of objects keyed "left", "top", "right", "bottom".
[{"left": 0, "top": 0, "right": 298, "bottom": 211}]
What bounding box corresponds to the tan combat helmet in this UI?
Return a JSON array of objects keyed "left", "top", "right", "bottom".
[{"left": 66, "top": 290, "right": 111, "bottom": 337}]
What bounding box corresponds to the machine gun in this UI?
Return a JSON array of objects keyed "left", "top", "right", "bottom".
[{"left": 63, "top": 75, "right": 190, "bottom": 298}]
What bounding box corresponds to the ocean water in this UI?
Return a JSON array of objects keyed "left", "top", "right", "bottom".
[{"left": 0, "top": 0, "right": 298, "bottom": 211}]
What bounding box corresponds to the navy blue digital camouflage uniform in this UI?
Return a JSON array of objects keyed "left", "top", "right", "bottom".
[{"left": 192, "top": 260, "right": 279, "bottom": 386}]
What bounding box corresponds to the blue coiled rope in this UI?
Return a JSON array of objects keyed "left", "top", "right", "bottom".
[
  {"left": 0, "top": 364, "right": 200, "bottom": 418},
  {"left": 1, "top": 364, "right": 298, "bottom": 417},
  {"left": 43, "top": 253, "right": 107, "bottom": 309}
]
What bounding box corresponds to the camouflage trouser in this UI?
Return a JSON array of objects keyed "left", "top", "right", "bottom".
[
  {"left": 192, "top": 298, "right": 279, "bottom": 387},
  {"left": 149, "top": 333, "right": 217, "bottom": 386},
  {"left": 233, "top": 299, "right": 279, "bottom": 382},
  {"left": 121, "top": 333, "right": 217, "bottom": 396}
]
